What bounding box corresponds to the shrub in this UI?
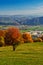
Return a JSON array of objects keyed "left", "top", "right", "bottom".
[
  {"left": 22, "top": 32, "right": 33, "bottom": 43},
  {"left": 0, "top": 30, "right": 4, "bottom": 36},
  {"left": 40, "top": 35, "right": 43, "bottom": 41},
  {"left": 33, "top": 38, "right": 42, "bottom": 42},
  {"left": 0, "top": 36, "right": 5, "bottom": 47}
]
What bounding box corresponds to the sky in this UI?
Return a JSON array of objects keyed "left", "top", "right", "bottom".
[{"left": 0, "top": 0, "right": 43, "bottom": 15}]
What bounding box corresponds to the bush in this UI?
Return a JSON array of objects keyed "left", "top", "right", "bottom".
[
  {"left": 22, "top": 32, "right": 33, "bottom": 43},
  {"left": 40, "top": 35, "right": 43, "bottom": 41},
  {"left": 33, "top": 38, "right": 42, "bottom": 42},
  {"left": 0, "top": 36, "right": 5, "bottom": 47},
  {"left": 0, "top": 30, "right": 4, "bottom": 37}
]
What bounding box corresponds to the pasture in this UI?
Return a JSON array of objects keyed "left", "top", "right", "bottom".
[{"left": 0, "top": 42, "right": 43, "bottom": 65}]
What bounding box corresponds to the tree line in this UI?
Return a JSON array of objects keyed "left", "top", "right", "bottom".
[{"left": 0, "top": 27, "right": 43, "bottom": 50}]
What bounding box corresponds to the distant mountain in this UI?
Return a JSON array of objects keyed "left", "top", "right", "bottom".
[{"left": 0, "top": 15, "right": 43, "bottom": 25}]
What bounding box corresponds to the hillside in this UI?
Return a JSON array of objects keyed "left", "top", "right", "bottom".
[
  {"left": 0, "top": 15, "right": 43, "bottom": 25},
  {"left": 0, "top": 42, "right": 43, "bottom": 65}
]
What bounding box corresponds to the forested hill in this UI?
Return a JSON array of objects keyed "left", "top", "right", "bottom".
[{"left": 0, "top": 15, "right": 43, "bottom": 25}]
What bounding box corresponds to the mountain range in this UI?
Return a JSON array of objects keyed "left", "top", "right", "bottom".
[{"left": 0, "top": 15, "right": 43, "bottom": 25}]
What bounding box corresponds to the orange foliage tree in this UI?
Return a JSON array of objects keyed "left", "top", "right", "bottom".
[
  {"left": 22, "top": 32, "right": 33, "bottom": 43},
  {"left": 4, "top": 27, "right": 22, "bottom": 50},
  {"left": 4, "top": 27, "right": 21, "bottom": 45},
  {"left": 0, "top": 30, "right": 4, "bottom": 36},
  {"left": 0, "top": 30, "right": 5, "bottom": 46}
]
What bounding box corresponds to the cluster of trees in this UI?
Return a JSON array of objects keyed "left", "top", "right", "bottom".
[
  {"left": 0, "top": 27, "right": 43, "bottom": 50},
  {"left": 0, "top": 27, "right": 24, "bottom": 50}
]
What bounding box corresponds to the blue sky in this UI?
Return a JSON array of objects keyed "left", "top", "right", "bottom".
[{"left": 0, "top": 0, "right": 43, "bottom": 15}]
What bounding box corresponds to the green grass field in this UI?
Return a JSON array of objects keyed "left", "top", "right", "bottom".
[
  {"left": 0, "top": 42, "right": 43, "bottom": 65},
  {"left": 20, "top": 26, "right": 43, "bottom": 32}
]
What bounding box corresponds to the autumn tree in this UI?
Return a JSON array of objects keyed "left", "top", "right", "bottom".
[
  {"left": 0, "top": 36, "right": 5, "bottom": 47},
  {"left": 4, "top": 27, "right": 22, "bottom": 50},
  {"left": 0, "top": 30, "right": 4, "bottom": 36},
  {"left": 0, "top": 30, "right": 5, "bottom": 46},
  {"left": 22, "top": 32, "right": 33, "bottom": 43}
]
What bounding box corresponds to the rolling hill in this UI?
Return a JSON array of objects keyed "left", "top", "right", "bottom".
[{"left": 0, "top": 15, "right": 43, "bottom": 25}]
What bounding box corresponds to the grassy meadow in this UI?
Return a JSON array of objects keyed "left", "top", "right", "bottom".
[
  {"left": 0, "top": 25, "right": 43, "bottom": 32},
  {"left": 0, "top": 42, "right": 43, "bottom": 65},
  {"left": 20, "top": 26, "right": 43, "bottom": 33}
]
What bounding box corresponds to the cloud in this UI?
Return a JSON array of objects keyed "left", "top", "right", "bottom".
[{"left": 0, "top": 5, "right": 43, "bottom": 16}]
